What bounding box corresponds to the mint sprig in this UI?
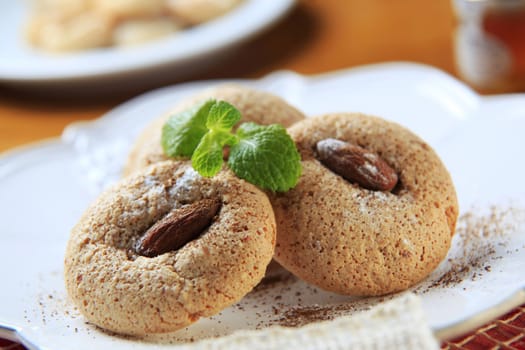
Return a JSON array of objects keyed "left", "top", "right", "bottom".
[
  {"left": 160, "top": 100, "right": 301, "bottom": 192},
  {"left": 191, "top": 132, "right": 225, "bottom": 177},
  {"left": 228, "top": 123, "right": 301, "bottom": 192},
  {"left": 161, "top": 100, "right": 213, "bottom": 157},
  {"left": 206, "top": 100, "right": 241, "bottom": 130}
]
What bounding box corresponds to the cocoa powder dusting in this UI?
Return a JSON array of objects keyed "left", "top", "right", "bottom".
[
  {"left": 416, "top": 205, "right": 524, "bottom": 293},
  {"left": 250, "top": 205, "right": 525, "bottom": 329},
  {"left": 273, "top": 303, "right": 360, "bottom": 328},
  {"left": 31, "top": 206, "right": 522, "bottom": 342}
]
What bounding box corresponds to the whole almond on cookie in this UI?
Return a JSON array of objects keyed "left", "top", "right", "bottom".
[
  {"left": 316, "top": 138, "right": 398, "bottom": 191},
  {"left": 135, "top": 198, "right": 221, "bottom": 257}
]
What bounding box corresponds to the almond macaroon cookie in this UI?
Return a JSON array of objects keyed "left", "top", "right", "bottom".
[
  {"left": 270, "top": 113, "right": 458, "bottom": 296},
  {"left": 65, "top": 160, "right": 276, "bottom": 335},
  {"left": 123, "top": 84, "right": 305, "bottom": 176}
]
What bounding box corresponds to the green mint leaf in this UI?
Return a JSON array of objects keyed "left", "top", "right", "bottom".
[
  {"left": 234, "top": 121, "right": 262, "bottom": 137},
  {"left": 228, "top": 123, "right": 302, "bottom": 192},
  {"left": 161, "top": 100, "right": 214, "bottom": 157},
  {"left": 161, "top": 100, "right": 301, "bottom": 192},
  {"left": 206, "top": 101, "right": 241, "bottom": 131},
  {"left": 191, "top": 100, "right": 241, "bottom": 177},
  {"left": 191, "top": 132, "right": 224, "bottom": 177}
]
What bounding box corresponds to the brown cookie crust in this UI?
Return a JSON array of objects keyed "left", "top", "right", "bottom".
[
  {"left": 270, "top": 113, "right": 458, "bottom": 296},
  {"left": 65, "top": 161, "right": 276, "bottom": 335}
]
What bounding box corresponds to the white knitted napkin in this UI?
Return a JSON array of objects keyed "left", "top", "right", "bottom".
[{"left": 177, "top": 293, "right": 439, "bottom": 350}]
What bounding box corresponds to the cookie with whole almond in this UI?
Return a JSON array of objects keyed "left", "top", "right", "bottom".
[
  {"left": 270, "top": 113, "right": 459, "bottom": 296},
  {"left": 123, "top": 84, "right": 305, "bottom": 177},
  {"left": 64, "top": 160, "right": 276, "bottom": 335}
]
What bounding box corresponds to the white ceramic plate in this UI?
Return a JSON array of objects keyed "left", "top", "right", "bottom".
[
  {"left": 1, "top": 63, "right": 525, "bottom": 349},
  {"left": 0, "top": 0, "right": 295, "bottom": 84}
]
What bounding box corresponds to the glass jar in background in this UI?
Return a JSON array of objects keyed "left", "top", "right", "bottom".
[{"left": 452, "top": 0, "right": 525, "bottom": 93}]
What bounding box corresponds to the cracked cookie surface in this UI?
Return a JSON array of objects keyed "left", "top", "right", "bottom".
[
  {"left": 270, "top": 113, "right": 459, "bottom": 296},
  {"left": 65, "top": 160, "right": 276, "bottom": 335}
]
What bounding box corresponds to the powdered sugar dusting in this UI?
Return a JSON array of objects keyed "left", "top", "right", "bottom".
[
  {"left": 361, "top": 161, "right": 379, "bottom": 176},
  {"left": 169, "top": 167, "right": 204, "bottom": 204},
  {"left": 354, "top": 190, "right": 396, "bottom": 215},
  {"left": 117, "top": 176, "right": 169, "bottom": 231},
  {"left": 362, "top": 152, "right": 380, "bottom": 177},
  {"left": 143, "top": 177, "right": 167, "bottom": 198},
  {"left": 143, "top": 177, "right": 169, "bottom": 212}
]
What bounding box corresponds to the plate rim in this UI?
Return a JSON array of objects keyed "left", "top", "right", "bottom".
[
  {"left": 0, "top": 0, "right": 296, "bottom": 82},
  {"left": 1, "top": 62, "right": 525, "bottom": 348},
  {"left": 60, "top": 60, "right": 483, "bottom": 136},
  {"left": 434, "top": 288, "right": 525, "bottom": 341},
  {"left": 0, "top": 280, "right": 522, "bottom": 346}
]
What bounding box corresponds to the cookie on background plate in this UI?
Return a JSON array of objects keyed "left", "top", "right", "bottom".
[
  {"left": 270, "top": 113, "right": 459, "bottom": 296},
  {"left": 123, "top": 84, "right": 305, "bottom": 176},
  {"left": 65, "top": 160, "right": 276, "bottom": 335}
]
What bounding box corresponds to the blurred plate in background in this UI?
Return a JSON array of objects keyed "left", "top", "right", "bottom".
[{"left": 0, "top": 0, "right": 295, "bottom": 89}]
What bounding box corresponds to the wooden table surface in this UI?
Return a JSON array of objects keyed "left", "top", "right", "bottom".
[
  {"left": 5, "top": 1, "right": 525, "bottom": 349},
  {"left": 0, "top": 0, "right": 457, "bottom": 153}
]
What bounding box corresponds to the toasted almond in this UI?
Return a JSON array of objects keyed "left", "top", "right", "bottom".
[
  {"left": 316, "top": 138, "right": 398, "bottom": 191},
  {"left": 135, "top": 198, "right": 221, "bottom": 257}
]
